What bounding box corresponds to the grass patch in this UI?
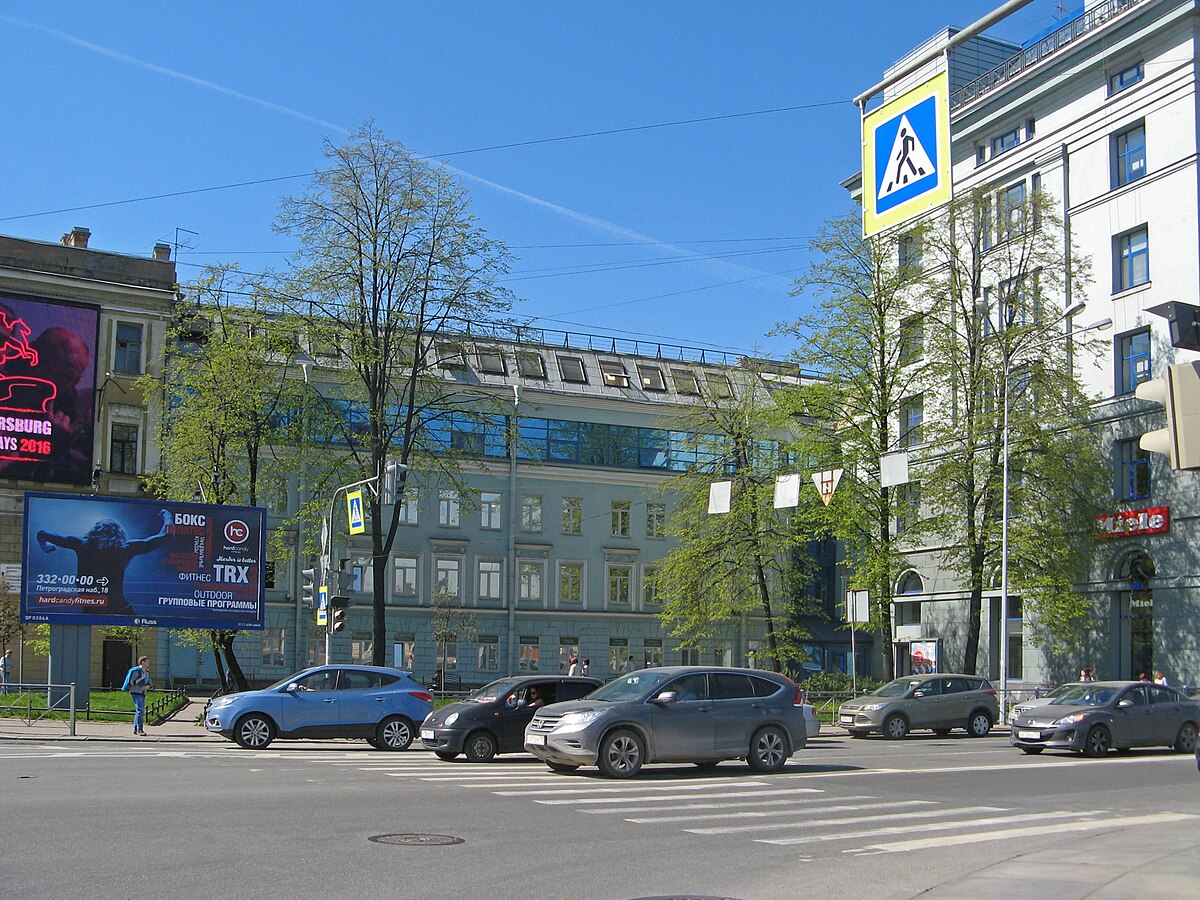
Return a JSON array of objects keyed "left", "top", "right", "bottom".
[{"left": 0, "top": 689, "right": 188, "bottom": 723}]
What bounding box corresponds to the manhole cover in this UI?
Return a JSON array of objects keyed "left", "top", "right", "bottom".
[{"left": 368, "top": 833, "right": 464, "bottom": 846}]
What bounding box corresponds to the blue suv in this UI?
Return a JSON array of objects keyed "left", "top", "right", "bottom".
[{"left": 205, "top": 665, "right": 433, "bottom": 750}]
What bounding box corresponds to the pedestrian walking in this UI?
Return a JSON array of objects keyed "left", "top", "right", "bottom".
[
  {"left": 580, "top": 657, "right": 590, "bottom": 676},
  {"left": 0, "top": 649, "right": 12, "bottom": 694},
  {"left": 1079, "top": 667, "right": 1095, "bottom": 682},
  {"left": 620, "top": 655, "right": 635, "bottom": 674},
  {"left": 1153, "top": 670, "right": 1169, "bottom": 686},
  {"left": 567, "top": 655, "right": 579, "bottom": 677},
  {"left": 122, "top": 656, "right": 152, "bottom": 736}
]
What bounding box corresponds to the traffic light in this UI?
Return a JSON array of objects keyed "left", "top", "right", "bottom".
[
  {"left": 1136, "top": 361, "right": 1200, "bottom": 470},
  {"left": 330, "top": 595, "right": 349, "bottom": 634},
  {"left": 1148, "top": 302, "right": 1200, "bottom": 351},
  {"left": 301, "top": 566, "right": 318, "bottom": 609},
  {"left": 382, "top": 459, "right": 408, "bottom": 506}
]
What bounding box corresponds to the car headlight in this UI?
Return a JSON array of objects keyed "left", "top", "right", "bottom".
[
  {"left": 209, "top": 697, "right": 233, "bottom": 710},
  {"left": 443, "top": 712, "right": 459, "bottom": 726},
  {"left": 1052, "top": 713, "right": 1087, "bottom": 726},
  {"left": 555, "top": 710, "right": 603, "bottom": 730},
  {"left": 860, "top": 703, "right": 887, "bottom": 711}
]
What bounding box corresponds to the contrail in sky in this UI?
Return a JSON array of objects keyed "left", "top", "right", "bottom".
[{"left": 1, "top": 13, "right": 788, "bottom": 290}]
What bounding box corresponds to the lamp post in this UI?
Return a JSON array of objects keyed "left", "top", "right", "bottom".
[{"left": 998, "top": 310, "right": 1111, "bottom": 722}]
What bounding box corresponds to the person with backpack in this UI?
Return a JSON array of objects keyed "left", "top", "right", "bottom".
[{"left": 121, "top": 656, "right": 152, "bottom": 736}]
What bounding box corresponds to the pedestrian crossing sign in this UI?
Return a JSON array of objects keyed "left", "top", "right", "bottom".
[
  {"left": 347, "top": 490, "right": 366, "bottom": 535},
  {"left": 862, "top": 71, "right": 951, "bottom": 237}
]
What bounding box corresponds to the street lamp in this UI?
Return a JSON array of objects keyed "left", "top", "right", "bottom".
[{"left": 998, "top": 308, "right": 1111, "bottom": 722}]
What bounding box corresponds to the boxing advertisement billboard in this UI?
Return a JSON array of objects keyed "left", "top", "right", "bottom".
[
  {"left": 21, "top": 493, "right": 266, "bottom": 630},
  {"left": 0, "top": 294, "right": 100, "bottom": 485}
]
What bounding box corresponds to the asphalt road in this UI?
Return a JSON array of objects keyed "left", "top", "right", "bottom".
[{"left": 2, "top": 731, "right": 1196, "bottom": 899}]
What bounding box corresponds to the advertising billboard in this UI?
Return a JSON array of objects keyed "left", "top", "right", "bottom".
[
  {"left": 0, "top": 294, "right": 100, "bottom": 484},
  {"left": 21, "top": 493, "right": 265, "bottom": 630}
]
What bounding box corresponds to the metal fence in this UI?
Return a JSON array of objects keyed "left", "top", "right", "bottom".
[{"left": 0, "top": 682, "right": 78, "bottom": 735}]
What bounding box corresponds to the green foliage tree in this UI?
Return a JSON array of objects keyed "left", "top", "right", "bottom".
[
  {"left": 654, "top": 364, "right": 816, "bottom": 671},
  {"left": 272, "top": 124, "right": 513, "bottom": 667},
  {"left": 0, "top": 573, "right": 22, "bottom": 653}
]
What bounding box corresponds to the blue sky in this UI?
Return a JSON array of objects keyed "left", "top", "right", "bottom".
[{"left": 0, "top": 2, "right": 1075, "bottom": 358}]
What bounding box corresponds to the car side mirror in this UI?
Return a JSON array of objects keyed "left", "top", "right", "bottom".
[
  {"left": 285, "top": 683, "right": 299, "bottom": 693},
  {"left": 654, "top": 691, "right": 677, "bottom": 705},
  {"left": 516, "top": 698, "right": 529, "bottom": 708},
  {"left": 1118, "top": 698, "right": 1134, "bottom": 709}
]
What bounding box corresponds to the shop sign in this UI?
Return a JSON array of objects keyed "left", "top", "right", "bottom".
[{"left": 1096, "top": 506, "right": 1169, "bottom": 538}]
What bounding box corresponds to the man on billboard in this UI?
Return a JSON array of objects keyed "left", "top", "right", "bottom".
[{"left": 35, "top": 508, "right": 172, "bottom": 616}]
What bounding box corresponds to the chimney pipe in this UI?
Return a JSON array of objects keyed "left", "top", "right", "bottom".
[
  {"left": 61, "top": 226, "right": 91, "bottom": 249},
  {"left": 152, "top": 243, "right": 172, "bottom": 261}
]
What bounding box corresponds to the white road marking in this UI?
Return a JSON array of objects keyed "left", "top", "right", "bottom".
[
  {"left": 626, "top": 799, "right": 935, "bottom": 824},
  {"left": 484, "top": 778, "right": 771, "bottom": 796},
  {"left": 755, "top": 809, "right": 1105, "bottom": 845},
  {"left": 688, "top": 804, "right": 1009, "bottom": 835},
  {"left": 583, "top": 794, "right": 878, "bottom": 816},
  {"left": 537, "top": 787, "right": 859, "bottom": 806}
]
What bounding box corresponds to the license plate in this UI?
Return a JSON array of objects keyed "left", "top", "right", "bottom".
[
  {"left": 420, "top": 729, "right": 434, "bottom": 740},
  {"left": 526, "top": 733, "right": 546, "bottom": 746},
  {"left": 839, "top": 716, "right": 854, "bottom": 724},
  {"left": 1018, "top": 730, "right": 1040, "bottom": 740}
]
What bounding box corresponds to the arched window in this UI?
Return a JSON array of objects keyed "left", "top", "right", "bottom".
[
  {"left": 1120, "top": 551, "right": 1155, "bottom": 586},
  {"left": 897, "top": 570, "right": 924, "bottom": 595}
]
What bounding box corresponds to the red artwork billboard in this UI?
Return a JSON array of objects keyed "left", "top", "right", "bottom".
[{"left": 0, "top": 294, "right": 99, "bottom": 484}]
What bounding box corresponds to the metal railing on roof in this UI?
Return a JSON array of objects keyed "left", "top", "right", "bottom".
[{"left": 950, "top": 0, "right": 1149, "bottom": 113}]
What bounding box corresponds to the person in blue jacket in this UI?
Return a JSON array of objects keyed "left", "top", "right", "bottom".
[{"left": 122, "top": 656, "right": 152, "bottom": 736}]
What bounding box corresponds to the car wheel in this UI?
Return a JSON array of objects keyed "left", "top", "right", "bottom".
[
  {"left": 597, "top": 729, "right": 644, "bottom": 778},
  {"left": 233, "top": 714, "right": 274, "bottom": 750},
  {"left": 547, "top": 762, "right": 580, "bottom": 773},
  {"left": 434, "top": 751, "right": 458, "bottom": 761},
  {"left": 748, "top": 726, "right": 789, "bottom": 773},
  {"left": 1020, "top": 746, "right": 1044, "bottom": 755},
  {"left": 934, "top": 728, "right": 952, "bottom": 736},
  {"left": 464, "top": 730, "right": 497, "bottom": 762},
  {"left": 883, "top": 714, "right": 909, "bottom": 740},
  {"left": 1173, "top": 721, "right": 1199, "bottom": 753},
  {"left": 375, "top": 716, "right": 415, "bottom": 751},
  {"left": 966, "top": 710, "right": 993, "bottom": 737},
  {"left": 1082, "top": 724, "right": 1111, "bottom": 757}
]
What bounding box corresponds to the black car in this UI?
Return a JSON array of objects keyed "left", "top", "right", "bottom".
[{"left": 420, "top": 675, "right": 602, "bottom": 761}]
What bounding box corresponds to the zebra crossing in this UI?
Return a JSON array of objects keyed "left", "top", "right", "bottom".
[{"left": 338, "top": 753, "right": 1198, "bottom": 856}]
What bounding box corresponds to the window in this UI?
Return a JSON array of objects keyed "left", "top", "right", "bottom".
[
  {"left": 480, "top": 492, "right": 502, "bottom": 529},
  {"left": 607, "top": 564, "right": 632, "bottom": 606},
  {"left": 610, "top": 500, "right": 631, "bottom": 537},
  {"left": 393, "top": 556, "right": 418, "bottom": 597},
  {"left": 435, "top": 638, "right": 458, "bottom": 672},
  {"left": 392, "top": 633, "right": 415, "bottom": 670},
  {"left": 516, "top": 351, "right": 547, "bottom": 379},
  {"left": 671, "top": 369, "right": 701, "bottom": 394},
  {"left": 519, "top": 636, "right": 540, "bottom": 672},
  {"left": 477, "top": 636, "right": 499, "bottom": 672},
  {"left": 898, "top": 232, "right": 922, "bottom": 271},
  {"left": 1117, "top": 328, "right": 1151, "bottom": 395},
  {"left": 1114, "top": 122, "right": 1146, "bottom": 187},
  {"left": 714, "top": 640, "right": 733, "bottom": 668},
  {"left": 646, "top": 503, "right": 666, "bottom": 538},
  {"left": 351, "top": 632, "right": 372, "bottom": 664},
  {"left": 999, "top": 182, "right": 1026, "bottom": 240},
  {"left": 599, "top": 359, "right": 630, "bottom": 387},
  {"left": 558, "top": 637, "right": 579, "bottom": 673},
  {"left": 558, "top": 355, "right": 587, "bottom": 383},
  {"left": 476, "top": 347, "right": 506, "bottom": 374},
  {"left": 1116, "top": 226, "right": 1149, "bottom": 291},
  {"left": 110, "top": 423, "right": 139, "bottom": 474},
  {"left": 478, "top": 559, "right": 502, "bottom": 600},
  {"left": 680, "top": 647, "right": 700, "bottom": 666},
  {"left": 451, "top": 428, "right": 485, "bottom": 455},
  {"left": 114, "top": 322, "right": 143, "bottom": 374},
  {"left": 435, "top": 342, "right": 467, "bottom": 369},
  {"left": 434, "top": 557, "right": 461, "bottom": 601},
  {"left": 1117, "top": 438, "right": 1152, "bottom": 501},
  {"left": 518, "top": 561, "right": 544, "bottom": 604},
  {"left": 261, "top": 628, "right": 285, "bottom": 667},
  {"left": 895, "top": 602, "right": 921, "bottom": 626},
  {"left": 637, "top": 365, "right": 666, "bottom": 391},
  {"left": 521, "top": 494, "right": 543, "bottom": 532},
  {"left": 899, "top": 314, "right": 924, "bottom": 365},
  {"left": 643, "top": 639, "right": 662, "bottom": 668},
  {"left": 438, "top": 490, "right": 460, "bottom": 527},
  {"left": 1109, "top": 60, "right": 1144, "bottom": 94},
  {"left": 991, "top": 125, "right": 1021, "bottom": 157},
  {"left": 895, "top": 481, "right": 921, "bottom": 536},
  {"left": 642, "top": 565, "right": 659, "bottom": 607},
  {"left": 705, "top": 373, "right": 733, "bottom": 399},
  {"left": 558, "top": 562, "right": 584, "bottom": 605},
  {"left": 899, "top": 396, "right": 923, "bottom": 448},
  {"left": 398, "top": 490, "right": 419, "bottom": 525},
  {"left": 608, "top": 638, "right": 628, "bottom": 673},
  {"left": 562, "top": 497, "right": 582, "bottom": 534}
]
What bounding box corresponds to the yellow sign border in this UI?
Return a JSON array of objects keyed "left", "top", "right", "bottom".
[
  {"left": 862, "top": 71, "right": 951, "bottom": 237},
  {"left": 346, "top": 489, "right": 366, "bottom": 535}
]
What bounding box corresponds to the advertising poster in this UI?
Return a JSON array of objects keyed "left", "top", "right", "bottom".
[
  {"left": 21, "top": 493, "right": 265, "bottom": 630},
  {"left": 0, "top": 294, "right": 100, "bottom": 484},
  {"left": 910, "top": 639, "right": 939, "bottom": 675}
]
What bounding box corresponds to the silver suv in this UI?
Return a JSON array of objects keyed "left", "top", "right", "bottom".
[
  {"left": 838, "top": 674, "right": 999, "bottom": 739},
  {"left": 524, "top": 666, "right": 808, "bottom": 778}
]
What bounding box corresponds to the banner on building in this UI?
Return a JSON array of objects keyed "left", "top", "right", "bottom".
[
  {"left": 0, "top": 294, "right": 100, "bottom": 484},
  {"left": 909, "top": 639, "right": 939, "bottom": 675},
  {"left": 21, "top": 492, "right": 266, "bottom": 630}
]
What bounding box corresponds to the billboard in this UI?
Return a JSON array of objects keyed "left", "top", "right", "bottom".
[
  {"left": 0, "top": 294, "right": 100, "bottom": 484},
  {"left": 21, "top": 492, "right": 265, "bottom": 630}
]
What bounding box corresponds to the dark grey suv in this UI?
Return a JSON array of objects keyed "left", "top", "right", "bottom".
[{"left": 524, "top": 666, "right": 808, "bottom": 778}]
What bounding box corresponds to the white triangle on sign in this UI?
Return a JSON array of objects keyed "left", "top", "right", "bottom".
[
  {"left": 812, "top": 469, "right": 843, "bottom": 507},
  {"left": 878, "top": 114, "right": 935, "bottom": 200}
]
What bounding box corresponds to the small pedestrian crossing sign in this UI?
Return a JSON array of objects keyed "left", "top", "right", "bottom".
[
  {"left": 347, "top": 490, "right": 366, "bottom": 535},
  {"left": 862, "top": 71, "right": 951, "bottom": 237}
]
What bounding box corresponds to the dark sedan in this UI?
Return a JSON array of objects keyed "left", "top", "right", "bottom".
[
  {"left": 421, "top": 675, "right": 601, "bottom": 761},
  {"left": 1010, "top": 681, "right": 1200, "bottom": 757}
]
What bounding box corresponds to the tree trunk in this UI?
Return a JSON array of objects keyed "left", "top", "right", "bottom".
[
  {"left": 879, "top": 486, "right": 895, "bottom": 681},
  {"left": 209, "top": 633, "right": 229, "bottom": 694},
  {"left": 219, "top": 632, "right": 249, "bottom": 692}
]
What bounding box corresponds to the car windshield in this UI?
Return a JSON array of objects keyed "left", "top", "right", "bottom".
[
  {"left": 264, "top": 669, "right": 317, "bottom": 691},
  {"left": 465, "top": 679, "right": 518, "bottom": 703},
  {"left": 871, "top": 678, "right": 925, "bottom": 698},
  {"left": 588, "top": 671, "right": 674, "bottom": 701},
  {"left": 1051, "top": 685, "right": 1119, "bottom": 707}
]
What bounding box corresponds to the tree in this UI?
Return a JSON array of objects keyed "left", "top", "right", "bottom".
[
  {"left": 0, "top": 572, "right": 22, "bottom": 653},
  {"left": 917, "top": 187, "right": 1107, "bottom": 673},
  {"left": 273, "top": 124, "right": 513, "bottom": 667},
  {"left": 429, "top": 582, "right": 478, "bottom": 692},
  {"left": 654, "top": 363, "right": 816, "bottom": 672},
  {"left": 780, "top": 211, "right": 934, "bottom": 680}
]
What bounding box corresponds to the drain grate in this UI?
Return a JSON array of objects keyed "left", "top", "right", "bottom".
[{"left": 368, "top": 833, "right": 464, "bottom": 847}]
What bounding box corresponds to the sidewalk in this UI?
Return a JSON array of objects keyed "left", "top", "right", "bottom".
[{"left": 0, "top": 697, "right": 220, "bottom": 742}]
